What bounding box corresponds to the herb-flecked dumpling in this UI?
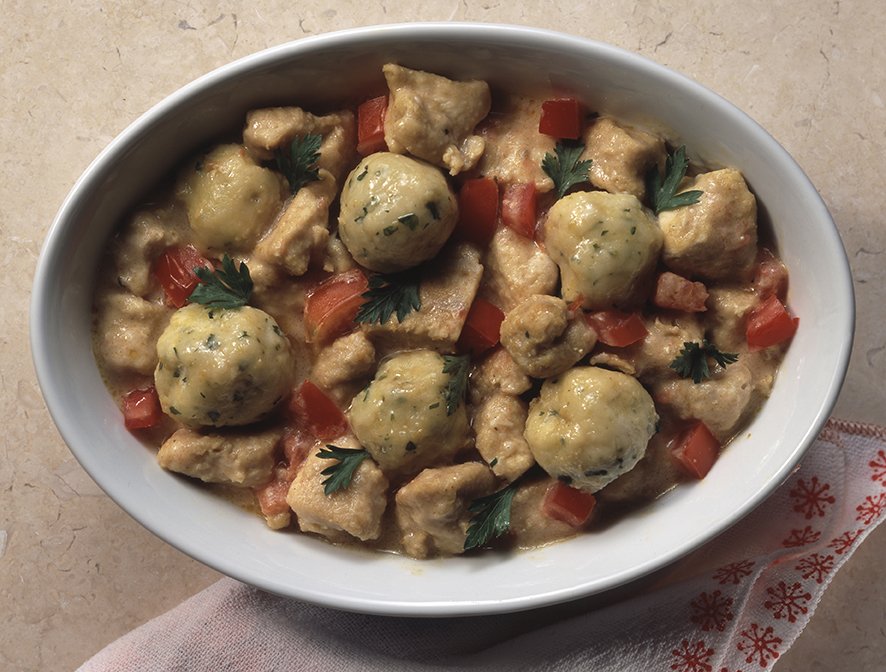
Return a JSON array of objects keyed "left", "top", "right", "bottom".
[
  {"left": 545, "top": 191, "right": 662, "bottom": 310},
  {"left": 154, "top": 304, "right": 293, "bottom": 427},
  {"left": 175, "top": 144, "right": 286, "bottom": 251},
  {"left": 524, "top": 366, "right": 658, "bottom": 492},
  {"left": 337, "top": 153, "right": 457, "bottom": 272},
  {"left": 347, "top": 350, "right": 469, "bottom": 478}
]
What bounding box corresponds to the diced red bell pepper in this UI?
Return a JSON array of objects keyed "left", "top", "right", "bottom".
[
  {"left": 671, "top": 421, "right": 720, "bottom": 479},
  {"left": 501, "top": 182, "right": 538, "bottom": 239},
  {"left": 356, "top": 95, "right": 388, "bottom": 156},
  {"left": 585, "top": 310, "right": 648, "bottom": 347},
  {"left": 289, "top": 380, "right": 349, "bottom": 441},
  {"left": 254, "top": 471, "right": 293, "bottom": 518},
  {"left": 542, "top": 481, "right": 597, "bottom": 527},
  {"left": 753, "top": 248, "right": 789, "bottom": 301},
  {"left": 303, "top": 268, "right": 369, "bottom": 344},
  {"left": 538, "top": 98, "right": 582, "bottom": 140},
  {"left": 456, "top": 177, "right": 499, "bottom": 247},
  {"left": 746, "top": 294, "right": 799, "bottom": 351},
  {"left": 122, "top": 386, "right": 162, "bottom": 430},
  {"left": 280, "top": 426, "right": 314, "bottom": 468},
  {"left": 653, "top": 272, "right": 709, "bottom": 312},
  {"left": 254, "top": 428, "right": 313, "bottom": 518},
  {"left": 458, "top": 297, "right": 505, "bottom": 356},
  {"left": 153, "top": 245, "right": 213, "bottom": 308}
]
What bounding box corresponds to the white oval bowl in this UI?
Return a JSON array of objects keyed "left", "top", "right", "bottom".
[{"left": 31, "top": 23, "right": 853, "bottom": 616}]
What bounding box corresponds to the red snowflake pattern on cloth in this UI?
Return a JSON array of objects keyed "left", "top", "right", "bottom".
[
  {"left": 689, "top": 590, "right": 734, "bottom": 631},
  {"left": 855, "top": 492, "right": 886, "bottom": 525},
  {"left": 781, "top": 525, "right": 821, "bottom": 548},
  {"left": 795, "top": 553, "right": 835, "bottom": 584},
  {"left": 763, "top": 581, "right": 811, "bottom": 623},
  {"left": 869, "top": 449, "right": 886, "bottom": 485},
  {"left": 670, "top": 639, "right": 714, "bottom": 672},
  {"left": 736, "top": 623, "right": 782, "bottom": 668},
  {"left": 712, "top": 559, "right": 755, "bottom": 585},
  {"left": 827, "top": 529, "right": 863, "bottom": 554},
  {"left": 789, "top": 476, "right": 835, "bottom": 519}
]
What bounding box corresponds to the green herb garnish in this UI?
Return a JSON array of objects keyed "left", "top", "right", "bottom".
[
  {"left": 275, "top": 133, "right": 322, "bottom": 194},
  {"left": 354, "top": 271, "right": 421, "bottom": 325},
  {"left": 464, "top": 482, "right": 518, "bottom": 551},
  {"left": 316, "top": 445, "right": 369, "bottom": 495},
  {"left": 669, "top": 340, "right": 739, "bottom": 383},
  {"left": 542, "top": 141, "right": 592, "bottom": 200},
  {"left": 189, "top": 255, "right": 253, "bottom": 308},
  {"left": 441, "top": 354, "right": 470, "bottom": 416},
  {"left": 650, "top": 145, "right": 703, "bottom": 214},
  {"left": 397, "top": 213, "right": 420, "bottom": 230}
]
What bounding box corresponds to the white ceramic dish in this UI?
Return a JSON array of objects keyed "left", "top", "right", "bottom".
[{"left": 30, "top": 23, "right": 853, "bottom": 616}]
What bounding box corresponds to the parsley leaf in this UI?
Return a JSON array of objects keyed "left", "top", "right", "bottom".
[
  {"left": 650, "top": 145, "right": 703, "bottom": 214},
  {"left": 275, "top": 133, "right": 322, "bottom": 194},
  {"left": 542, "top": 141, "right": 592, "bottom": 200},
  {"left": 464, "top": 482, "right": 518, "bottom": 551},
  {"left": 441, "top": 354, "right": 470, "bottom": 416},
  {"left": 669, "top": 340, "right": 739, "bottom": 384},
  {"left": 354, "top": 271, "right": 421, "bottom": 325},
  {"left": 189, "top": 255, "right": 253, "bottom": 308},
  {"left": 316, "top": 445, "right": 369, "bottom": 495}
]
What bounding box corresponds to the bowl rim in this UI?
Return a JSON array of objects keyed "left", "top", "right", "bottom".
[{"left": 30, "top": 22, "right": 855, "bottom": 616}]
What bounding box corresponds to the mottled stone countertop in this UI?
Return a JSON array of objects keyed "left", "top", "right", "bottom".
[{"left": 2, "top": 2, "right": 884, "bottom": 670}]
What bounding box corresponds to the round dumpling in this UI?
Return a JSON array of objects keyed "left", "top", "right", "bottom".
[
  {"left": 348, "top": 350, "right": 469, "bottom": 477},
  {"left": 337, "top": 153, "right": 457, "bottom": 272},
  {"left": 545, "top": 191, "right": 662, "bottom": 309},
  {"left": 524, "top": 366, "right": 658, "bottom": 492},
  {"left": 154, "top": 304, "right": 294, "bottom": 427},
  {"left": 175, "top": 144, "right": 286, "bottom": 251}
]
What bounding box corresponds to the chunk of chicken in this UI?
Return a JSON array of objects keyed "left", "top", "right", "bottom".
[
  {"left": 499, "top": 295, "right": 596, "bottom": 378},
  {"left": 361, "top": 243, "right": 484, "bottom": 354},
  {"left": 242, "top": 107, "right": 356, "bottom": 183},
  {"left": 472, "top": 393, "right": 535, "bottom": 482},
  {"left": 253, "top": 170, "right": 337, "bottom": 276},
  {"left": 581, "top": 117, "right": 665, "bottom": 200},
  {"left": 475, "top": 96, "right": 556, "bottom": 191},
  {"left": 469, "top": 347, "right": 532, "bottom": 402},
  {"left": 383, "top": 64, "right": 491, "bottom": 175},
  {"left": 245, "top": 108, "right": 357, "bottom": 276},
  {"left": 94, "top": 291, "right": 171, "bottom": 376},
  {"left": 310, "top": 331, "right": 377, "bottom": 406},
  {"left": 658, "top": 168, "right": 758, "bottom": 281},
  {"left": 157, "top": 427, "right": 282, "bottom": 487},
  {"left": 287, "top": 437, "right": 388, "bottom": 543},
  {"left": 595, "top": 314, "right": 704, "bottom": 384},
  {"left": 653, "top": 363, "right": 756, "bottom": 442},
  {"left": 596, "top": 429, "right": 684, "bottom": 506},
  {"left": 395, "top": 462, "right": 497, "bottom": 558},
  {"left": 706, "top": 286, "right": 758, "bottom": 352},
  {"left": 479, "top": 226, "right": 559, "bottom": 312},
  {"left": 110, "top": 204, "right": 186, "bottom": 297},
  {"left": 510, "top": 478, "right": 580, "bottom": 549}
]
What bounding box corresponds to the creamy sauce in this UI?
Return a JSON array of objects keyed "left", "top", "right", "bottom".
[{"left": 92, "top": 64, "right": 791, "bottom": 558}]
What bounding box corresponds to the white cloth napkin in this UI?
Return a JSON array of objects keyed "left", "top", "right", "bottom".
[{"left": 79, "top": 419, "right": 886, "bottom": 671}]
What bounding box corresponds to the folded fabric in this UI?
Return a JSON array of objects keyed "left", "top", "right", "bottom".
[{"left": 79, "top": 419, "right": 886, "bottom": 671}]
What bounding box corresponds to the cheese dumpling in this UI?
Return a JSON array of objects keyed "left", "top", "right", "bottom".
[
  {"left": 338, "top": 153, "right": 457, "bottom": 272},
  {"left": 154, "top": 304, "right": 293, "bottom": 427},
  {"left": 348, "top": 350, "right": 469, "bottom": 478},
  {"left": 524, "top": 366, "right": 658, "bottom": 492},
  {"left": 545, "top": 191, "right": 662, "bottom": 309},
  {"left": 175, "top": 144, "right": 286, "bottom": 251}
]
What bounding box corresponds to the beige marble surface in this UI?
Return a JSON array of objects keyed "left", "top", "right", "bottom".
[{"left": 2, "top": 1, "right": 884, "bottom": 670}]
